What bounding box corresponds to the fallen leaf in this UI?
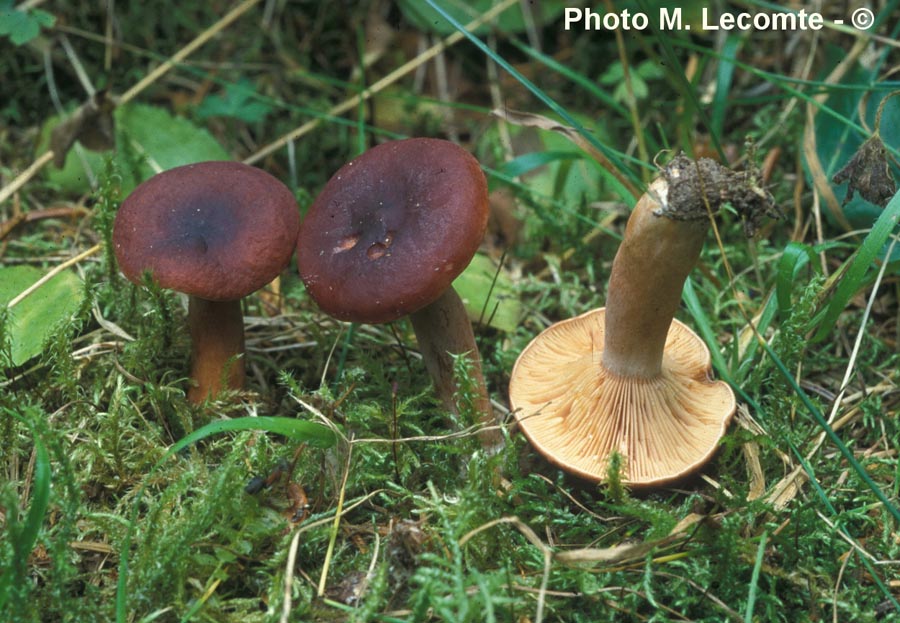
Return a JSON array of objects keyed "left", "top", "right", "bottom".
[{"left": 50, "top": 90, "right": 118, "bottom": 167}]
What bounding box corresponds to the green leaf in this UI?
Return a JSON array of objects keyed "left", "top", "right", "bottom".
[
  {"left": 482, "top": 112, "right": 614, "bottom": 210},
  {"left": 599, "top": 63, "right": 625, "bottom": 85},
  {"left": 533, "top": 116, "right": 613, "bottom": 205},
  {"left": 117, "top": 103, "right": 231, "bottom": 175},
  {"left": 37, "top": 103, "right": 230, "bottom": 195},
  {"left": 195, "top": 79, "right": 272, "bottom": 123},
  {"left": 635, "top": 60, "right": 665, "bottom": 80},
  {"left": 613, "top": 76, "right": 648, "bottom": 104},
  {"left": 36, "top": 114, "right": 113, "bottom": 194},
  {"left": 0, "top": 1, "right": 54, "bottom": 46},
  {"left": 31, "top": 8, "right": 54, "bottom": 27},
  {"left": 0, "top": 266, "right": 84, "bottom": 367},
  {"left": 453, "top": 253, "right": 522, "bottom": 333},
  {"left": 397, "top": 0, "right": 566, "bottom": 35},
  {"left": 497, "top": 150, "right": 583, "bottom": 179}
]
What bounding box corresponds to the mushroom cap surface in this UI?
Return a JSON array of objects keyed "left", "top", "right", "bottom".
[
  {"left": 509, "top": 308, "right": 735, "bottom": 486},
  {"left": 296, "top": 138, "right": 488, "bottom": 323},
  {"left": 113, "top": 161, "right": 299, "bottom": 301}
]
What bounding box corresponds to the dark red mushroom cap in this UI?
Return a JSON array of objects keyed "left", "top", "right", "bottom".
[
  {"left": 296, "top": 138, "right": 488, "bottom": 323},
  {"left": 113, "top": 161, "right": 299, "bottom": 301}
]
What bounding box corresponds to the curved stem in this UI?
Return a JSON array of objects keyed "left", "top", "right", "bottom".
[
  {"left": 187, "top": 296, "right": 245, "bottom": 403},
  {"left": 602, "top": 177, "right": 710, "bottom": 378},
  {"left": 409, "top": 287, "right": 500, "bottom": 448}
]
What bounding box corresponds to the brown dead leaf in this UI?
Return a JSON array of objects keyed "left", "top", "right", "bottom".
[
  {"left": 832, "top": 134, "right": 897, "bottom": 207},
  {"left": 50, "top": 90, "right": 118, "bottom": 168},
  {"left": 487, "top": 187, "right": 522, "bottom": 250}
]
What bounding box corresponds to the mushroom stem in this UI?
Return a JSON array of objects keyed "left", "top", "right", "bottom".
[
  {"left": 602, "top": 177, "right": 710, "bottom": 379},
  {"left": 187, "top": 296, "right": 245, "bottom": 403},
  {"left": 602, "top": 153, "right": 779, "bottom": 379},
  {"left": 409, "top": 287, "right": 500, "bottom": 448}
]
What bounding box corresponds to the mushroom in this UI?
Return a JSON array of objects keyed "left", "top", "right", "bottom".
[
  {"left": 296, "top": 138, "right": 499, "bottom": 447},
  {"left": 509, "top": 154, "right": 776, "bottom": 485},
  {"left": 113, "top": 160, "right": 300, "bottom": 403}
]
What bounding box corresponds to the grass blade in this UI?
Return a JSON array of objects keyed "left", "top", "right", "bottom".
[
  {"left": 682, "top": 277, "right": 729, "bottom": 377},
  {"left": 758, "top": 339, "right": 900, "bottom": 524},
  {"left": 0, "top": 437, "right": 51, "bottom": 612},
  {"left": 745, "top": 531, "right": 767, "bottom": 623},
  {"left": 506, "top": 38, "right": 629, "bottom": 120},
  {"left": 711, "top": 35, "right": 741, "bottom": 141},
  {"left": 19, "top": 438, "right": 51, "bottom": 558},
  {"left": 776, "top": 241, "right": 819, "bottom": 316},
  {"left": 423, "top": 0, "right": 641, "bottom": 194},
  {"left": 812, "top": 188, "right": 900, "bottom": 341}
]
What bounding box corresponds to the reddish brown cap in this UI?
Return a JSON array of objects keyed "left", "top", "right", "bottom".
[
  {"left": 113, "top": 161, "right": 299, "bottom": 301},
  {"left": 509, "top": 308, "right": 735, "bottom": 486},
  {"left": 296, "top": 138, "right": 488, "bottom": 323}
]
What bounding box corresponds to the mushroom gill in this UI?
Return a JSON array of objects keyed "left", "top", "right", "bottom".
[{"left": 510, "top": 308, "right": 734, "bottom": 485}]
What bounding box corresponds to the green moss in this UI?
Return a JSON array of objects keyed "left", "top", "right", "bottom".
[{"left": 3, "top": 2, "right": 899, "bottom": 621}]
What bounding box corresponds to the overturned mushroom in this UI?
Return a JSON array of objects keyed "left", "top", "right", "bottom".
[
  {"left": 113, "top": 161, "right": 299, "bottom": 403},
  {"left": 509, "top": 155, "right": 776, "bottom": 485},
  {"left": 296, "top": 138, "right": 499, "bottom": 448}
]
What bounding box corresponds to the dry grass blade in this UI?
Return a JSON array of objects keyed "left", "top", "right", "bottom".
[
  {"left": 735, "top": 405, "right": 767, "bottom": 501},
  {"left": 316, "top": 435, "right": 353, "bottom": 598},
  {"left": 801, "top": 37, "right": 868, "bottom": 234},
  {"left": 460, "top": 516, "right": 551, "bottom": 623},
  {"left": 6, "top": 244, "right": 101, "bottom": 308},
  {"left": 491, "top": 107, "right": 641, "bottom": 199},
  {"left": 279, "top": 528, "right": 303, "bottom": 623},
  {"left": 555, "top": 513, "right": 703, "bottom": 566},
  {"left": 458, "top": 512, "right": 706, "bottom": 622},
  {"left": 243, "top": 0, "right": 520, "bottom": 165},
  {"left": 0, "top": 151, "right": 55, "bottom": 207},
  {"left": 118, "top": 0, "right": 262, "bottom": 105},
  {"left": 0, "top": 0, "right": 262, "bottom": 206}
]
